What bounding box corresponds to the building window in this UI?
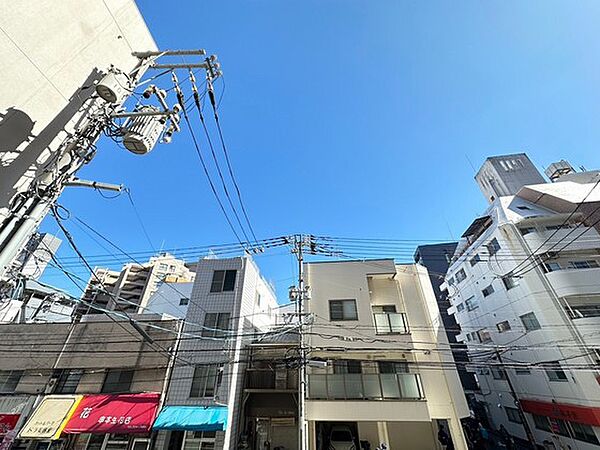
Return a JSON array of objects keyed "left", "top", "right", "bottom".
[
  {"left": 469, "top": 254, "right": 481, "bottom": 266},
  {"left": 567, "top": 260, "right": 600, "bottom": 269},
  {"left": 546, "top": 224, "right": 573, "bottom": 231},
  {"left": 532, "top": 414, "right": 551, "bottom": 431},
  {"left": 202, "top": 312, "right": 231, "bottom": 338},
  {"left": 496, "top": 321, "right": 511, "bottom": 333},
  {"left": 184, "top": 431, "right": 217, "bottom": 450},
  {"left": 491, "top": 368, "right": 507, "bottom": 380},
  {"left": 329, "top": 299, "right": 358, "bottom": 321},
  {"left": 372, "top": 305, "right": 408, "bottom": 334},
  {"left": 520, "top": 312, "right": 541, "bottom": 331},
  {"left": 516, "top": 205, "right": 532, "bottom": 211},
  {"left": 465, "top": 297, "right": 478, "bottom": 311},
  {"left": 447, "top": 276, "right": 455, "bottom": 286},
  {"left": 456, "top": 303, "right": 465, "bottom": 312},
  {"left": 486, "top": 238, "right": 500, "bottom": 256},
  {"left": 378, "top": 361, "right": 409, "bottom": 374},
  {"left": 544, "top": 262, "right": 561, "bottom": 272},
  {"left": 543, "top": 361, "right": 568, "bottom": 382},
  {"left": 515, "top": 367, "right": 531, "bottom": 375},
  {"left": 0, "top": 370, "right": 23, "bottom": 393},
  {"left": 568, "top": 304, "right": 600, "bottom": 319},
  {"left": 53, "top": 369, "right": 83, "bottom": 394},
  {"left": 502, "top": 276, "right": 518, "bottom": 290},
  {"left": 477, "top": 329, "right": 492, "bottom": 343},
  {"left": 520, "top": 227, "right": 536, "bottom": 236},
  {"left": 190, "top": 365, "right": 222, "bottom": 398},
  {"left": 256, "top": 293, "right": 261, "bottom": 307},
  {"left": 158, "top": 264, "right": 168, "bottom": 270},
  {"left": 179, "top": 297, "right": 189, "bottom": 306},
  {"left": 455, "top": 269, "right": 467, "bottom": 283},
  {"left": 101, "top": 369, "right": 134, "bottom": 393},
  {"left": 569, "top": 421, "right": 600, "bottom": 444},
  {"left": 506, "top": 407, "right": 522, "bottom": 423},
  {"left": 210, "top": 270, "right": 237, "bottom": 293},
  {"left": 482, "top": 284, "right": 495, "bottom": 297},
  {"left": 333, "top": 360, "right": 362, "bottom": 374}
]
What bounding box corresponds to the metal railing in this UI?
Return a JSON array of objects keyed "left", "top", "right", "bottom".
[
  {"left": 245, "top": 369, "right": 298, "bottom": 390},
  {"left": 373, "top": 312, "right": 409, "bottom": 334},
  {"left": 307, "top": 373, "right": 423, "bottom": 400}
]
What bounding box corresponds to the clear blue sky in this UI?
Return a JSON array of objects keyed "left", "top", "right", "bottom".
[{"left": 40, "top": 0, "right": 600, "bottom": 301}]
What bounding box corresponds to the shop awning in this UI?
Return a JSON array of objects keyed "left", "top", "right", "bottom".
[
  {"left": 62, "top": 393, "right": 160, "bottom": 434},
  {"left": 152, "top": 406, "right": 228, "bottom": 432},
  {"left": 19, "top": 395, "right": 82, "bottom": 440}
]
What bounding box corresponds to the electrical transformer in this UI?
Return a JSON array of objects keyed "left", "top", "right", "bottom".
[
  {"left": 96, "top": 68, "right": 132, "bottom": 104},
  {"left": 122, "top": 106, "right": 165, "bottom": 155}
]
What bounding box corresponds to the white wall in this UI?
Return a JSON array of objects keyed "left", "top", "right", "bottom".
[{"left": 0, "top": 0, "right": 156, "bottom": 219}]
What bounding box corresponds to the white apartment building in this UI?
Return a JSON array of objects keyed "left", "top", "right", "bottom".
[
  {"left": 446, "top": 154, "right": 600, "bottom": 449},
  {"left": 304, "top": 259, "right": 470, "bottom": 450},
  {"left": 153, "top": 256, "right": 280, "bottom": 450},
  {"left": 78, "top": 253, "right": 196, "bottom": 315}
]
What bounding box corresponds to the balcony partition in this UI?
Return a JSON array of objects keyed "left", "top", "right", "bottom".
[{"left": 308, "top": 373, "right": 423, "bottom": 400}]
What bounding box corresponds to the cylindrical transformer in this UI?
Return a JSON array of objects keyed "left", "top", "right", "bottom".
[
  {"left": 96, "top": 69, "right": 132, "bottom": 104},
  {"left": 122, "top": 106, "right": 165, "bottom": 155}
]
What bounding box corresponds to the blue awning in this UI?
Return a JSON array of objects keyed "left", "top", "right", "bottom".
[{"left": 152, "top": 406, "right": 228, "bottom": 431}]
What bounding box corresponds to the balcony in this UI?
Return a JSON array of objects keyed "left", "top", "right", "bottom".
[
  {"left": 307, "top": 373, "right": 423, "bottom": 401},
  {"left": 545, "top": 268, "right": 600, "bottom": 297},
  {"left": 373, "top": 313, "right": 409, "bottom": 334},
  {"left": 523, "top": 227, "right": 600, "bottom": 255},
  {"left": 245, "top": 369, "right": 298, "bottom": 391}
]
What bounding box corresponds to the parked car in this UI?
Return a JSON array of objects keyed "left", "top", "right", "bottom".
[{"left": 329, "top": 426, "right": 356, "bottom": 450}]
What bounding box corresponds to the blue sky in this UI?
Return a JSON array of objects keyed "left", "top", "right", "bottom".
[{"left": 40, "top": 0, "right": 600, "bottom": 301}]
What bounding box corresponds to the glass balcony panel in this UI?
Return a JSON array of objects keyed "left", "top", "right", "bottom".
[
  {"left": 389, "top": 314, "right": 407, "bottom": 333},
  {"left": 362, "top": 374, "right": 382, "bottom": 399},
  {"left": 399, "top": 374, "right": 421, "bottom": 399},
  {"left": 344, "top": 374, "right": 364, "bottom": 399},
  {"left": 380, "top": 374, "right": 401, "bottom": 398},
  {"left": 309, "top": 374, "right": 327, "bottom": 398},
  {"left": 374, "top": 313, "right": 389, "bottom": 333},
  {"left": 327, "top": 374, "right": 346, "bottom": 399}
]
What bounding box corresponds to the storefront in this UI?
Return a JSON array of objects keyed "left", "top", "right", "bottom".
[
  {"left": 17, "top": 393, "right": 160, "bottom": 450},
  {"left": 152, "top": 406, "right": 228, "bottom": 450}
]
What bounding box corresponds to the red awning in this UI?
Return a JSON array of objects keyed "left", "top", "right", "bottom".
[
  {"left": 63, "top": 393, "right": 160, "bottom": 434},
  {"left": 0, "top": 414, "right": 20, "bottom": 436},
  {"left": 521, "top": 399, "right": 600, "bottom": 427}
]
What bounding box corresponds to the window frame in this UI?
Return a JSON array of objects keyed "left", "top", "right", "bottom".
[
  {"left": 455, "top": 269, "right": 467, "bottom": 283},
  {"left": 101, "top": 369, "right": 134, "bottom": 394},
  {"left": 189, "top": 364, "right": 222, "bottom": 398},
  {"left": 202, "top": 312, "right": 231, "bottom": 338},
  {"left": 329, "top": 299, "right": 358, "bottom": 321},
  {"left": 496, "top": 320, "right": 511, "bottom": 333},
  {"left": 54, "top": 369, "right": 83, "bottom": 394},
  {"left": 469, "top": 254, "right": 481, "bottom": 267},
  {"left": 520, "top": 312, "right": 541, "bottom": 331},
  {"left": 486, "top": 238, "right": 501, "bottom": 256},
  {"left": 502, "top": 276, "right": 518, "bottom": 290},
  {"left": 209, "top": 270, "right": 237, "bottom": 293},
  {"left": 482, "top": 284, "right": 495, "bottom": 297},
  {"left": 0, "top": 370, "right": 23, "bottom": 393},
  {"left": 543, "top": 361, "right": 568, "bottom": 382},
  {"left": 506, "top": 407, "right": 522, "bottom": 424}
]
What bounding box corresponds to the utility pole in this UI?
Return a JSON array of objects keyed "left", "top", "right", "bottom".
[
  {"left": 494, "top": 348, "right": 537, "bottom": 448},
  {"left": 0, "top": 49, "right": 222, "bottom": 303},
  {"left": 289, "top": 234, "right": 314, "bottom": 450}
]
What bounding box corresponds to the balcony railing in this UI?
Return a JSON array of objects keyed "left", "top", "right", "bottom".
[
  {"left": 308, "top": 373, "right": 423, "bottom": 400},
  {"left": 245, "top": 369, "right": 298, "bottom": 390},
  {"left": 373, "top": 313, "right": 409, "bottom": 334}
]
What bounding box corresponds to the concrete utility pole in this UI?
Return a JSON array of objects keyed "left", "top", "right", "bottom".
[
  {"left": 494, "top": 348, "right": 537, "bottom": 448},
  {"left": 0, "top": 49, "right": 221, "bottom": 301},
  {"left": 289, "top": 234, "right": 314, "bottom": 450}
]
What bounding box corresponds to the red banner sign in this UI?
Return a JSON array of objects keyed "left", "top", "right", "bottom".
[
  {"left": 0, "top": 415, "right": 19, "bottom": 436},
  {"left": 63, "top": 393, "right": 160, "bottom": 434},
  {"left": 521, "top": 399, "right": 600, "bottom": 427}
]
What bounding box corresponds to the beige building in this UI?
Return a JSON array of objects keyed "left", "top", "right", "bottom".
[
  {"left": 0, "top": 314, "right": 177, "bottom": 450},
  {"left": 304, "top": 259, "right": 470, "bottom": 450},
  {"left": 79, "top": 254, "right": 196, "bottom": 315}
]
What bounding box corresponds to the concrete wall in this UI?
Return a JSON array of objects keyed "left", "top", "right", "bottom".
[{"left": 0, "top": 0, "right": 156, "bottom": 219}]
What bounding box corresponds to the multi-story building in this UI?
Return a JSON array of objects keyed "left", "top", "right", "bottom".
[
  {"left": 0, "top": 314, "right": 178, "bottom": 450},
  {"left": 152, "top": 256, "right": 281, "bottom": 450},
  {"left": 414, "top": 244, "right": 480, "bottom": 398},
  {"left": 78, "top": 254, "right": 196, "bottom": 316},
  {"left": 304, "top": 259, "right": 470, "bottom": 450},
  {"left": 447, "top": 154, "right": 600, "bottom": 448}
]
